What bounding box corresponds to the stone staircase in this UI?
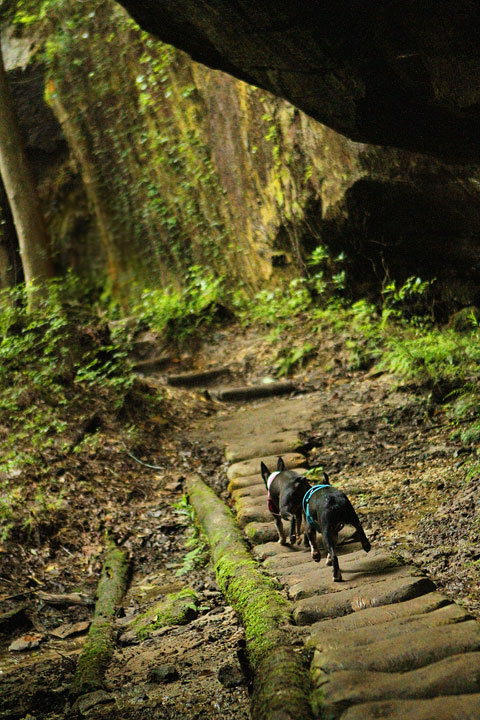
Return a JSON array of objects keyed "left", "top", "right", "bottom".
[{"left": 218, "top": 397, "right": 480, "bottom": 720}]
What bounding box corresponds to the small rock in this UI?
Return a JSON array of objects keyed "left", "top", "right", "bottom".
[
  {"left": 217, "top": 662, "right": 246, "bottom": 688},
  {"left": 73, "top": 690, "right": 114, "bottom": 715},
  {"left": 51, "top": 620, "right": 90, "bottom": 639},
  {"left": 9, "top": 633, "right": 43, "bottom": 652},
  {"left": 148, "top": 664, "right": 179, "bottom": 683}
]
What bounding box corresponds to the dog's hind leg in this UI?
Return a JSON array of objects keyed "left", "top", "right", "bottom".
[
  {"left": 322, "top": 525, "right": 342, "bottom": 581},
  {"left": 295, "top": 510, "right": 303, "bottom": 544},
  {"left": 273, "top": 515, "right": 287, "bottom": 545},
  {"left": 289, "top": 514, "right": 297, "bottom": 545},
  {"left": 305, "top": 524, "right": 321, "bottom": 562},
  {"left": 350, "top": 515, "right": 371, "bottom": 553}
]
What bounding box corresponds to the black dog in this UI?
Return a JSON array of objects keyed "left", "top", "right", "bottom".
[
  {"left": 261, "top": 457, "right": 310, "bottom": 545},
  {"left": 303, "top": 472, "right": 371, "bottom": 581}
]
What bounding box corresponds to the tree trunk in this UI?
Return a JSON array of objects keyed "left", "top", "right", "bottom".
[
  {"left": 0, "top": 39, "right": 54, "bottom": 299},
  {"left": 0, "top": 175, "right": 23, "bottom": 289}
]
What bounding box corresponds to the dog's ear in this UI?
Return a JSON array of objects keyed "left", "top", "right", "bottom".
[
  {"left": 323, "top": 471, "right": 330, "bottom": 485},
  {"left": 260, "top": 462, "right": 270, "bottom": 486},
  {"left": 277, "top": 457, "right": 285, "bottom": 472}
]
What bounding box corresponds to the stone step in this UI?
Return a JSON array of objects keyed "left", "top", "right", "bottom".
[
  {"left": 237, "top": 503, "right": 272, "bottom": 527},
  {"left": 277, "top": 548, "right": 394, "bottom": 577},
  {"left": 293, "top": 575, "right": 436, "bottom": 625},
  {"left": 339, "top": 693, "right": 480, "bottom": 720},
  {"left": 244, "top": 521, "right": 278, "bottom": 545},
  {"left": 166, "top": 367, "right": 231, "bottom": 387},
  {"left": 306, "top": 591, "right": 450, "bottom": 638},
  {"left": 225, "top": 434, "right": 304, "bottom": 462},
  {"left": 226, "top": 453, "right": 306, "bottom": 481},
  {"left": 252, "top": 542, "right": 310, "bottom": 561},
  {"left": 231, "top": 484, "right": 266, "bottom": 500},
  {"left": 311, "top": 619, "right": 480, "bottom": 675},
  {"left": 228, "top": 473, "right": 263, "bottom": 492},
  {"left": 308, "top": 602, "right": 468, "bottom": 652},
  {"left": 262, "top": 544, "right": 364, "bottom": 572},
  {"left": 290, "top": 565, "right": 414, "bottom": 601},
  {"left": 313, "top": 652, "right": 480, "bottom": 718},
  {"left": 213, "top": 380, "right": 297, "bottom": 402}
]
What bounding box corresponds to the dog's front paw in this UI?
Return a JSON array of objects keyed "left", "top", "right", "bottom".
[
  {"left": 312, "top": 551, "right": 321, "bottom": 563},
  {"left": 289, "top": 535, "right": 296, "bottom": 545},
  {"left": 325, "top": 554, "right": 332, "bottom": 566},
  {"left": 333, "top": 572, "right": 343, "bottom": 582},
  {"left": 278, "top": 538, "right": 287, "bottom": 546}
]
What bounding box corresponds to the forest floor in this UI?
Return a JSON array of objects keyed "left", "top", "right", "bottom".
[{"left": 1, "top": 317, "right": 479, "bottom": 719}]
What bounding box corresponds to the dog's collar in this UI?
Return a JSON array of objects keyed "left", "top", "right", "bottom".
[
  {"left": 266, "top": 471, "right": 280, "bottom": 490},
  {"left": 303, "top": 484, "right": 331, "bottom": 531}
]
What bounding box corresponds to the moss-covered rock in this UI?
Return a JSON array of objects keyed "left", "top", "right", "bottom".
[{"left": 128, "top": 587, "right": 199, "bottom": 640}]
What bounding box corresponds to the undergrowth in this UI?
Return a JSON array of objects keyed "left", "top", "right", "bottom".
[{"left": 0, "top": 276, "right": 138, "bottom": 541}]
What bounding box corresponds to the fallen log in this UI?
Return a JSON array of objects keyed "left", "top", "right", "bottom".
[
  {"left": 71, "top": 537, "right": 129, "bottom": 697},
  {"left": 212, "top": 381, "right": 297, "bottom": 401},
  {"left": 186, "top": 474, "right": 312, "bottom": 720},
  {"left": 166, "top": 367, "right": 231, "bottom": 387},
  {"left": 37, "top": 592, "right": 94, "bottom": 607}
]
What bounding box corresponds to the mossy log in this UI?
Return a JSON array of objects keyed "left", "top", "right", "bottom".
[
  {"left": 71, "top": 538, "right": 129, "bottom": 697},
  {"left": 186, "top": 474, "right": 312, "bottom": 720}
]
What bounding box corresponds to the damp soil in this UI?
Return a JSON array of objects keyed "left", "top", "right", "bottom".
[{"left": 1, "top": 319, "right": 479, "bottom": 719}]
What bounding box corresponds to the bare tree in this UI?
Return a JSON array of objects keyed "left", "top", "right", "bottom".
[{"left": 0, "top": 37, "right": 54, "bottom": 302}]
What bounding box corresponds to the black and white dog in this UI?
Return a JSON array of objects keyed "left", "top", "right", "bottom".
[
  {"left": 302, "top": 472, "right": 371, "bottom": 581},
  {"left": 261, "top": 457, "right": 310, "bottom": 546}
]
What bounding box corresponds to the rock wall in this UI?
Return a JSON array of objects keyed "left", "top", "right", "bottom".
[
  {"left": 2, "top": 3, "right": 480, "bottom": 310},
  {"left": 117, "top": 0, "right": 480, "bottom": 164}
]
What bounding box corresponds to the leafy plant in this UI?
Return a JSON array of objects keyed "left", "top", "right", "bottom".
[
  {"left": 173, "top": 494, "right": 208, "bottom": 576},
  {"left": 133, "top": 265, "right": 225, "bottom": 342},
  {"left": 274, "top": 342, "right": 315, "bottom": 377}
]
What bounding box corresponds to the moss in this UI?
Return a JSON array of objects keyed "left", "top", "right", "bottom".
[
  {"left": 186, "top": 475, "right": 313, "bottom": 720},
  {"left": 72, "top": 538, "right": 129, "bottom": 696},
  {"left": 130, "top": 587, "right": 198, "bottom": 640}
]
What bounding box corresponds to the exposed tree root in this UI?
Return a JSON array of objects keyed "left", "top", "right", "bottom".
[
  {"left": 186, "top": 474, "right": 313, "bottom": 720},
  {"left": 71, "top": 537, "right": 129, "bottom": 698}
]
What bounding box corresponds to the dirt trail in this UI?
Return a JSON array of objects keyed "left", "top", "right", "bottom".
[{"left": 1, "top": 326, "right": 478, "bottom": 719}]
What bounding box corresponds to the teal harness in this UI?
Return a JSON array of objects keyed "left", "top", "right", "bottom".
[{"left": 302, "top": 484, "right": 330, "bottom": 532}]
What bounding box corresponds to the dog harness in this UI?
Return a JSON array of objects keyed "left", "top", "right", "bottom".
[
  {"left": 266, "top": 471, "right": 281, "bottom": 516},
  {"left": 302, "top": 484, "right": 330, "bottom": 532}
]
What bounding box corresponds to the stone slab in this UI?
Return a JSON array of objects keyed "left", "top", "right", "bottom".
[
  {"left": 244, "top": 521, "right": 279, "bottom": 545},
  {"left": 227, "top": 453, "right": 306, "bottom": 481},
  {"left": 340, "top": 694, "right": 480, "bottom": 720},
  {"left": 314, "top": 652, "right": 480, "bottom": 717},
  {"left": 231, "top": 484, "right": 267, "bottom": 500},
  {"left": 252, "top": 542, "right": 309, "bottom": 561},
  {"left": 228, "top": 473, "right": 264, "bottom": 492},
  {"left": 290, "top": 565, "right": 414, "bottom": 601},
  {"left": 306, "top": 591, "right": 450, "bottom": 639},
  {"left": 308, "top": 602, "right": 468, "bottom": 653},
  {"left": 293, "top": 575, "right": 436, "bottom": 625},
  {"left": 237, "top": 504, "right": 272, "bottom": 527},
  {"left": 312, "top": 619, "right": 480, "bottom": 674},
  {"left": 263, "top": 543, "right": 364, "bottom": 571},
  {"left": 225, "top": 431, "right": 303, "bottom": 462}
]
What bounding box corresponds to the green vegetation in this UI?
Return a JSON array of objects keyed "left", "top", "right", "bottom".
[
  {"left": 173, "top": 493, "right": 208, "bottom": 576},
  {"left": 0, "top": 277, "right": 136, "bottom": 540}
]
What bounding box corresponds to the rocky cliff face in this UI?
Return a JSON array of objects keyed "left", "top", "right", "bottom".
[
  {"left": 2, "top": 3, "right": 480, "bottom": 310},
  {"left": 116, "top": 0, "right": 480, "bottom": 164}
]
